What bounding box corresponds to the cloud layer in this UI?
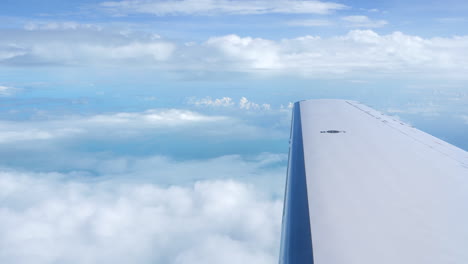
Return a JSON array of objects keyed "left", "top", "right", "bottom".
[
  {"left": 0, "top": 109, "right": 226, "bottom": 143},
  {"left": 342, "top": 15, "right": 388, "bottom": 28},
  {"left": 1, "top": 27, "right": 174, "bottom": 66},
  {"left": 0, "top": 106, "right": 289, "bottom": 175},
  {"left": 3, "top": 26, "right": 468, "bottom": 78},
  {"left": 0, "top": 169, "right": 282, "bottom": 264},
  {"left": 0, "top": 106, "right": 287, "bottom": 263},
  {"left": 188, "top": 96, "right": 272, "bottom": 110},
  {"left": 0, "top": 85, "right": 16, "bottom": 96},
  {"left": 203, "top": 31, "right": 468, "bottom": 77},
  {"left": 100, "top": 0, "right": 347, "bottom": 16}
]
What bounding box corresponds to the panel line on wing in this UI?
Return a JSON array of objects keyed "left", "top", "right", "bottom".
[{"left": 345, "top": 100, "right": 468, "bottom": 168}]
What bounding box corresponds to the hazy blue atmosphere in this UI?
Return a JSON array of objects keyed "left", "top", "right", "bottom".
[{"left": 1, "top": 0, "right": 467, "bottom": 263}]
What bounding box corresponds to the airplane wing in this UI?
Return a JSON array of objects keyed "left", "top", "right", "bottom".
[{"left": 279, "top": 99, "right": 468, "bottom": 264}]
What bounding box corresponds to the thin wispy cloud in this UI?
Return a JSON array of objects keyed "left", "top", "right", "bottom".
[
  {"left": 99, "top": 0, "right": 347, "bottom": 16},
  {"left": 1, "top": 24, "right": 174, "bottom": 66},
  {"left": 0, "top": 107, "right": 289, "bottom": 174},
  {"left": 24, "top": 21, "right": 102, "bottom": 31},
  {"left": 0, "top": 109, "right": 246, "bottom": 144},
  {"left": 436, "top": 17, "right": 467, "bottom": 23},
  {"left": 460, "top": 115, "right": 468, "bottom": 124},
  {"left": 286, "top": 19, "right": 333, "bottom": 27},
  {"left": 387, "top": 106, "right": 441, "bottom": 117},
  {"left": 0, "top": 45, "right": 27, "bottom": 61},
  {"left": 0, "top": 85, "right": 16, "bottom": 96},
  {"left": 342, "top": 15, "right": 388, "bottom": 28}
]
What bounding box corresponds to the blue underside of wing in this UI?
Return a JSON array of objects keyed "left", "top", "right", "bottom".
[{"left": 279, "top": 102, "right": 314, "bottom": 264}]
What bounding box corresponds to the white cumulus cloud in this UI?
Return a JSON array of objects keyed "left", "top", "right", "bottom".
[
  {"left": 205, "top": 34, "right": 282, "bottom": 69},
  {"left": 201, "top": 30, "right": 468, "bottom": 78},
  {"left": 188, "top": 96, "right": 235, "bottom": 107},
  {"left": 0, "top": 169, "right": 282, "bottom": 264},
  {"left": 239, "top": 97, "right": 271, "bottom": 110},
  {"left": 188, "top": 97, "right": 272, "bottom": 111}
]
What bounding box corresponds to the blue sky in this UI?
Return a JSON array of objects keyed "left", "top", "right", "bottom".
[{"left": 1, "top": 0, "right": 468, "bottom": 263}]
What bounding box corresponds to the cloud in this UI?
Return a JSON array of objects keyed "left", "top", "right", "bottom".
[
  {"left": 0, "top": 127, "right": 83, "bottom": 143},
  {"left": 460, "top": 115, "right": 468, "bottom": 124},
  {"left": 437, "top": 17, "right": 467, "bottom": 23},
  {"left": 99, "top": 0, "right": 347, "bottom": 16},
  {"left": 0, "top": 103, "right": 287, "bottom": 262},
  {"left": 287, "top": 15, "right": 386, "bottom": 28},
  {"left": 0, "top": 107, "right": 289, "bottom": 173},
  {"left": 287, "top": 19, "right": 333, "bottom": 27},
  {"left": 24, "top": 21, "right": 102, "bottom": 31},
  {"left": 0, "top": 167, "right": 283, "bottom": 264},
  {"left": 341, "top": 15, "right": 388, "bottom": 28},
  {"left": 86, "top": 109, "right": 226, "bottom": 125},
  {"left": 4, "top": 26, "right": 468, "bottom": 78},
  {"left": 201, "top": 30, "right": 468, "bottom": 77},
  {"left": 205, "top": 34, "right": 282, "bottom": 69},
  {"left": 188, "top": 96, "right": 271, "bottom": 111},
  {"left": 0, "top": 93, "right": 287, "bottom": 263},
  {"left": 90, "top": 153, "right": 288, "bottom": 186},
  {"left": 385, "top": 100, "right": 451, "bottom": 118},
  {"left": 0, "top": 85, "right": 16, "bottom": 96},
  {"left": 0, "top": 109, "right": 228, "bottom": 144},
  {"left": 0, "top": 26, "right": 175, "bottom": 65},
  {"left": 31, "top": 41, "right": 175, "bottom": 64},
  {"left": 0, "top": 44, "right": 27, "bottom": 61},
  {"left": 280, "top": 102, "right": 294, "bottom": 111},
  {"left": 188, "top": 97, "right": 235, "bottom": 107},
  {"left": 239, "top": 97, "right": 271, "bottom": 110},
  {"left": 387, "top": 107, "right": 441, "bottom": 117}
]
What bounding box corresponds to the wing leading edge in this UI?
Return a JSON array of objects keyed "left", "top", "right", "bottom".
[{"left": 279, "top": 99, "right": 468, "bottom": 264}]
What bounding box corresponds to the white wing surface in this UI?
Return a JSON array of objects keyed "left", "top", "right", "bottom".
[{"left": 280, "top": 99, "right": 468, "bottom": 264}]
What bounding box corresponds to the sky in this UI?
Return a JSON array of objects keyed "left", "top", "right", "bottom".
[{"left": 0, "top": 0, "right": 468, "bottom": 263}]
